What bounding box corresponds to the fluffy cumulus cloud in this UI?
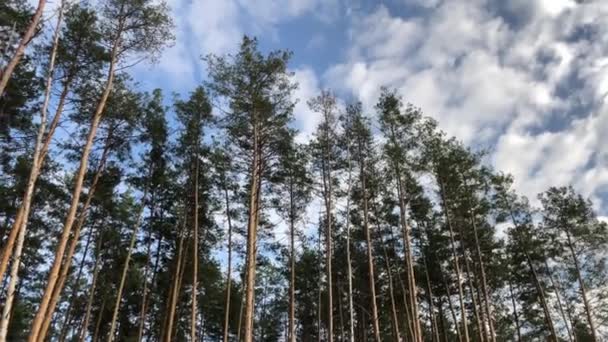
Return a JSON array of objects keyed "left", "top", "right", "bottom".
[{"left": 324, "top": 0, "right": 608, "bottom": 210}]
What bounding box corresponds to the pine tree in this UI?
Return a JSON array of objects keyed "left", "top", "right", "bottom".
[
  {"left": 206, "top": 36, "right": 296, "bottom": 342},
  {"left": 309, "top": 90, "right": 339, "bottom": 342},
  {"left": 0, "top": 0, "right": 46, "bottom": 97}
]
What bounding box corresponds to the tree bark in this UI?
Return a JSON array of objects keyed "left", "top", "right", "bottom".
[
  {"left": 0, "top": 0, "right": 46, "bottom": 97},
  {"left": 78, "top": 232, "right": 104, "bottom": 342},
  {"left": 387, "top": 118, "right": 423, "bottom": 342},
  {"left": 507, "top": 275, "right": 522, "bottom": 342},
  {"left": 565, "top": 230, "right": 598, "bottom": 341},
  {"left": 243, "top": 121, "right": 262, "bottom": 342},
  {"left": 288, "top": 177, "right": 296, "bottom": 342},
  {"left": 502, "top": 197, "right": 558, "bottom": 342},
  {"left": 58, "top": 220, "right": 97, "bottom": 342},
  {"left": 107, "top": 186, "right": 149, "bottom": 342},
  {"left": 461, "top": 179, "right": 495, "bottom": 342},
  {"left": 344, "top": 146, "right": 355, "bottom": 342},
  {"left": 320, "top": 107, "right": 334, "bottom": 342},
  {"left": 28, "top": 18, "right": 122, "bottom": 340},
  {"left": 191, "top": 145, "right": 200, "bottom": 342},
  {"left": 164, "top": 220, "right": 187, "bottom": 342},
  {"left": 357, "top": 140, "right": 381, "bottom": 342},
  {"left": 544, "top": 259, "right": 573, "bottom": 342},
  {"left": 438, "top": 177, "right": 470, "bottom": 342},
  {"left": 223, "top": 184, "right": 234, "bottom": 342},
  {"left": 0, "top": 4, "right": 63, "bottom": 338},
  {"left": 37, "top": 139, "right": 111, "bottom": 342}
]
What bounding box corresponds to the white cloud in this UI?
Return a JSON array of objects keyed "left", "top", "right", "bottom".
[
  {"left": 292, "top": 67, "right": 322, "bottom": 143},
  {"left": 323, "top": 0, "right": 608, "bottom": 210}
]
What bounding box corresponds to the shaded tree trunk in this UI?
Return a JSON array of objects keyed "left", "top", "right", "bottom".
[
  {"left": 0, "top": 4, "right": 64, "bottom": 337},
  {"left": 565, "top": 231, "right": 597, "bottom": 341},
  {"left": 107, "top": 183, "right": 150, "bottom": 342},
  {"left": 78, "top": 232, "right": 104, "bottom": 342},
  {"left": 243, "top": 122, "right": 262, "bottom": 342},
  {"left": 28, "top": 20, "right": 122, "bottom": 341},
  {"left": 438, "top": 177, "right": 469, "bottom": 342},
  {"left": 0, "top": 0, "right": 46, "bottom": 97},
  {"left": 222, "top": 183, "right": 234, "bottom": 342}
]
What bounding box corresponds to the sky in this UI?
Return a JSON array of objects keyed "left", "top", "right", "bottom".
[{"left": 35, "top": 0, "right": 608, "bottom": 215}]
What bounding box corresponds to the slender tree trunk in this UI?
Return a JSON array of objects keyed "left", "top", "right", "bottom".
[
  {"left": 223, "top": 185, "right": 234, "bottom": 342},
  {"left": 507, "top": 275, "right": 522, "bottom": 342},
  {"left": 191, "top": 142, "right": 200, "bottom": 342},
  {"left": 423, "top": 257, "right": 440, "bottom": 342},
  {"left": 565, "top": 231, "right": 597, "bottom": 341},
  {"left": 357, "top": 146, "right": 381, "bottom": 342},
  {"left": 381, "top": 241, "right": 401, "bottom": 342},
  {"left": 503, "top": 199, "right": 558, "bottom": 341},
  {"left": 544, "top": 260, "right": 573, "bottom": 342},
  {"left": 28, "top": 23, "right": 122, "bottom": 341},
  {"left": 0, "top": 4, "right": 63, "bottom": 337},
  {"left": 137, "top": 222, "right": 156, "bottom": 342},
  {"left": 317, "top": 223, "right": 322, "bottom": 342},
  {"left": 92, "top": 297, "right": 105, "bottom": 342},
  {"left": 140, "top": 235, "right": 163, "bottom": 342},
  {"left": 107, "top": 186, "right": 149, "bottom": 342},
  {"left": 320, "top": 108, "right": 334, "bottom": 342},
  {"left": 387, "top": 121, "right": 422, "bottom": 342},
  {"left": 288, "top": 178, "right": 296, "bottom": 342},
  {"left": 344, "top": 144, "right": 355, "bottom": 342},
  {"left": 0, "top": 0, "right": 46, "bottom": 97},
  {"left": 438, "top": 177, "right": 469, "bottom": 342},
  {"left": 0, "top": 73, "right": 72, "bottom": 284},
  {"left": 461, "top": 181, "right": 495, "bottom": 342},
  {"left": 395, "top": 173, "right": 422, "bottom": 342},
  {"left": 463, "top": 252, "right": 485, "bottom": 342},
  {"left": 243, "top": 121, "right": 261, "bottom": 342},
  {"left": 236, "top": 276, "right": 245, "bottom": 342},
  {"left": 78, "top": 232, "right": 104, "bottom": 342},
  {"left": 38, "top": 140, "right": 111, "bottom": 342},
  {"left": 441, "top": 265, "right": 461, "bottom": 342},
  {"left": 165, "top": 220, "right": 187, "bottom": 342},
  {"left": 57, "top": 220, "right": 98, "bottom": 342}
]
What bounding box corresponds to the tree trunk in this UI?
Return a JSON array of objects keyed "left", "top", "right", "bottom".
[
  {"left": 381, "top": 240, "right": 401, "bottom": 342},
  {"left": 191, "top": 147, "right": 200, "bottom": 342},
  {"left": 0, "top": 0, "right": 46, "bottom": 97},
  {"left": 387, "top": 120, "right": 422, "bottom": 342},
  {"left": 38, "top": 139, "right": 111, "bottom": 342},
  {"left": 565, "top": 231, "right": 597, "bottom": 341},
  {"left": 288, "top": 178, "right": 296, "bottom": 342},
  {"left": 507, "top": 275, "right": 522, "bottom": 342},
  {"left": 461, "top": 180, "right": 495, "bottom": 342},
  {"left": 137, "top": 221, "right": 156, "bottom": 342},
  {"left": 503, "top": 198, "right": 558, "bottom": 342},
  {"left": 423, "top": 256, "right": 440, "bottom": 342},
  {"left": 58, "top": 220, "right": 97, "bottom": 342},
  {"left": 438, "top": 177, "right": 469, "bottom": 342},
  {"left": 243, "top": 121, "right": 261, "bottom": 342},
  {"left": 28, "top": 22, "right": 122, "bottom": 341},
  {"left": 164, "top": 220, "right": 187, "bottom": 342},
  {"left": 357, "top": 146, "right": 381, "bottom": 342},
  {"left": 345, "top": 147, "right": 355, "bottom": 342},
  {"left": 0, "top": 73, "right": 73, "bottom": 285},
  {"left": 139, "top": 234, "right": 163, "bottom": 342},
  {"left": 78, "top": 232, "right": 104, "bottom": 342},
  {"left": 463, "top": 252, "right": 485, "bottom": 342},
  {"left": 107, "top": 186, "right": 149, "bottom": 342},
  {"left": 544, "top": 260, "right": 573, "bottom": 342},
  {"left": 223, "top": 185, "right": 234, "bottom": 342},
  {"left": 441, "top": 265, "right": 461, "bottom": 342},
  {"left": 0, "top": 4, "right": 63, "bottom": 337},
  {"left": 320, "top": 108, "right": 334, "bottom": 342}
]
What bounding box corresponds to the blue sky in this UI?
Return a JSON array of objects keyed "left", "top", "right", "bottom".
[{"left": 35, "top": 0, "right": 608, "bottom": 215}]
